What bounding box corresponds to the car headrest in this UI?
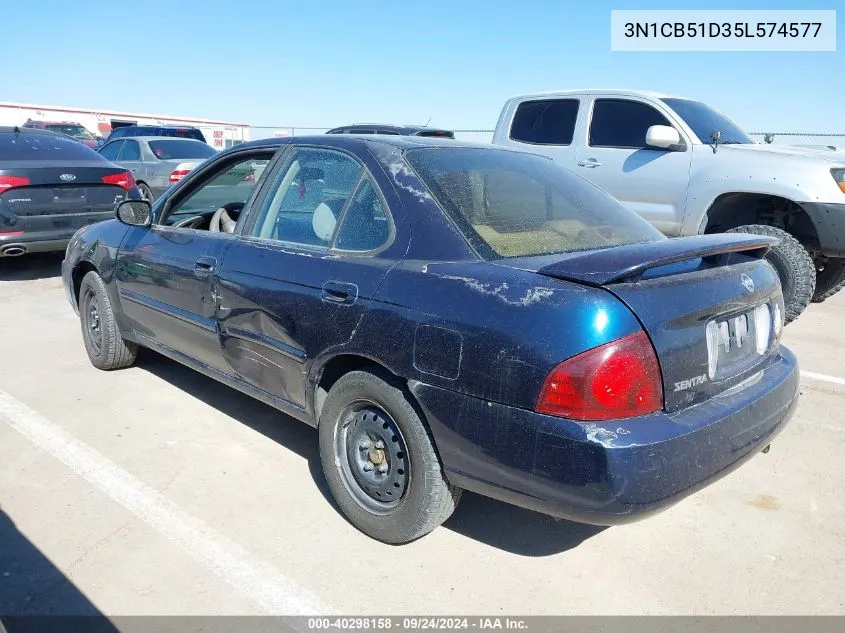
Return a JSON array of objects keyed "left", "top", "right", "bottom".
[{"left": 312, "top": 202, "right": 336, "bottom": 242}]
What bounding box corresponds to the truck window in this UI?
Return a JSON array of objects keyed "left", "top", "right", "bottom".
[
  {"left": 509, "top": 99, "right": 579, "bottom": 145},
  {"left": 589, "top": 99, "right": 671, "bottom": 149}
]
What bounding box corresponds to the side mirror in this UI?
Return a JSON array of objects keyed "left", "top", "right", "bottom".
[
  {"left": 116, "top": 200, "right": 152, "bottom": 227},
  {"left": 645, "top": 125, "right": 683, "bottom": 150}
]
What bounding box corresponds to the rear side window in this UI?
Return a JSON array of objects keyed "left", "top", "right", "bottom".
[
  {"left": 589, "top": 99, "right": 671, "bottom": 149},
  {"left": 509, "top": 99, "right": 579, "bottom": 145},
  {"left": 405, "top": 147, "right": 662, "bottom": 259},
  {"left": 118, "top": 140, "right": 141, "bottom": 161},
  {"left": 334, "top": 179, "right": 391, "bottom": 251},
  {"left": 0, "top": 133, "right": 103, "bottom": 161}
]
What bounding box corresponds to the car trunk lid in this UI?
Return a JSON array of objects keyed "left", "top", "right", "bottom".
[{"left": 502, "top": 235, "right": 785, "bottom": 412}]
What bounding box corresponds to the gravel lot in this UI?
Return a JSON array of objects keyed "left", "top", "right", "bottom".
[{"left": 1, "top": 252, "right": 843, "bottom": 616}]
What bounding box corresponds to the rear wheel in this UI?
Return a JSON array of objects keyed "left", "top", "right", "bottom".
[
  {"left": 812, "top": 258, "right": 845, "bottom": 303},
  {"left": 79, "top": 271, "right": 138, "bottom": 370},
  {"left": 138, "top": 182, "right": 154, "bottom": 203},
  {"left": 318, "top": 369, "right": 462, "bottom": 543},
  {"left": 725, "top": 225, "right": 815, "bottom": 325}
]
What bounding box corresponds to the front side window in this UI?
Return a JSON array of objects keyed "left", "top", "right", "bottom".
[
  {"left": 589, "top": 99, "right": 672, "bottom": 149},
  {"left": 250, "top": 147, "right": 364, "bottom": 248},
  {"left": 162, "top": 153, "right": 272, "bottom": 226},
  {"left": 510, "top": 99, "right": 579, "bottom": 145},
  {"left": 118, "top": 140, "right": 141, "bottom": 161},
  {"left": 405, "top": 147, "right": 662, "bottom": 260}
]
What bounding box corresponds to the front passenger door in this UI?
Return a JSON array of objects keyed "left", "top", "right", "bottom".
[{"left": 115, "top": 150, "right": 276, "bottom": 371}]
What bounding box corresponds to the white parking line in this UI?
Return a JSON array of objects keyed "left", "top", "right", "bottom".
[
  {"left": 0, "top": 388, "right": 332, "bottom": 616},
  {"left": 800, "top": 370, "right": 845, "bottom": 387}
]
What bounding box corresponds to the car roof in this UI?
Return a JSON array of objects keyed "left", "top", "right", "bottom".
[
  {"left": 234, "top": 134, "right": 511, "bottom": 153},
  {"left": 105, "top": 136, "right": 209, "bottom": 144},
  {"left": 327, "top": 124, "right": 453, "bottom": 134},
  {"left": 0, "top": 126, "right": 66, "bottom": 137},
  {"left": 504, "top": 88, "right": 689, "bottom": 101}
]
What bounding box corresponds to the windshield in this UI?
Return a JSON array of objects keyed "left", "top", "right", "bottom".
[
  {"left": 46, "top": 124, "right": 95, "bottom": 140},
  {"left": 405, "top": 147, "right": 663, "bottom": 260},
  {"left": 661, "top": 98, "right": 754, "bottom": 145},
  {"left": 149, "top": 139, "right": 216, "bottom": 160}
]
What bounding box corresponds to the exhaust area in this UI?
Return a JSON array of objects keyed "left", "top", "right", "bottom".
[{"left": 0, "top": 244, "right": 27, "bottom": 257}]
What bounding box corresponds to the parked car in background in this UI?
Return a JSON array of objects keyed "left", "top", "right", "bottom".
[
  {"left": 62, "top": 135, "right": 796, "bottom": 543},
  {"left": 107, "top": 125, "right": 207, "bottom": 144},
  {"left": 493, "top": 89, "right": 845, "bottom": 323},
  {"left": 22, "top": 119, "right": 102, "bottom": 148},
  {"left": 326, "top": 124, "right": 454, "bottom": 138},
  {"left": 97, "top": 137, "right": 216, "bottom": 202},
  {"left": 0, "top": 127, "right": 136, "bottom": 258}
]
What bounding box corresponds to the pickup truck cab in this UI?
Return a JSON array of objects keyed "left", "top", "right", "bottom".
[{"left": 493, "top": 89, "right": 845, "bottom": 323}]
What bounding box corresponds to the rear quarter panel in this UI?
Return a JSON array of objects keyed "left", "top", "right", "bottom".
[{"left": 345, "top": 261, "right": 642, "bottom": 410}]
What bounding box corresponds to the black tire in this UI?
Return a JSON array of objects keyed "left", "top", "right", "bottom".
[
  {"left": 318, "top": 369, "right": 462, "bottom": 544},
  {"left": 812, "top": 258, "right": 845, "bottom": 303},
  {"left": 725, "top": 225, "right": 815, "bottom": 325},
  {"left": 138, "top": 182, "right": 154, "bottom": 203},
  {"left": 79, "top": 271, "right": 138, "bottom": 370}
]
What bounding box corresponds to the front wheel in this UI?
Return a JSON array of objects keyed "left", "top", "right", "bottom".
[
  {"left": 725, "top": 225, "right": 815, "bottom": 325},
  {"left": 79, "top": 271, "right": 138, "bottom": 370},
  {"left": 812, "top": 258, "right": 845, "bottom": 303},
  {"left": 318, "top": 369, "right": 462, "bottom": 544}
]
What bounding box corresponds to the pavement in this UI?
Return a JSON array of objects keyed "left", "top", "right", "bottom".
[{"left": 0, "top": 252, "right": 843, "bottom": 616}]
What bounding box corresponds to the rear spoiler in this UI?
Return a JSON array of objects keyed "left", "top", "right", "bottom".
[{"left": 537, "top": 234, "right": 777, "bottom": 285}]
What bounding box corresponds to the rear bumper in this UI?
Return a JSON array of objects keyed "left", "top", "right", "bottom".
[
  {"left": 411, "top": 346, "right": 799, "bottom": 525},
  {"left": 0, "top": 236, "right": 70, "bottom": 256},
  {"left": 797, "top": 201, "right": 845, "bottom": 257}
]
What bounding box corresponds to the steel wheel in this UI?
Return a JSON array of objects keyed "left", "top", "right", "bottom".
[
  {"left": 334, "top": 400, "right": 410, "bottom": 515},
  {"left": 82, "top": 286, "right": 103, "bottom": 356}
]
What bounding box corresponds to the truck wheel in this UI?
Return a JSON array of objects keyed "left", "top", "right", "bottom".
[
  {"left": 725, "top": 225, "right": 815, "bottom": 325},
  {"left": 812, "top": 258, "right": 845, "bottom": 303},
  {"left": 79, "top": 271, "right": 138, "bottom": 370},
  {"left": 318, "top": 369, "right": 462, "bottom": 544}
]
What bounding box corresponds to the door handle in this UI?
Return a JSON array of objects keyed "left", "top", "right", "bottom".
[
  {"left": 194, "top": 255, "right": 217, "bottom": 277},
  {"left": 321, "top": 281, "right": 358, "bottom": 305},
  {"left": 577, "top": 159, "right": 602, "bottom": 168}
]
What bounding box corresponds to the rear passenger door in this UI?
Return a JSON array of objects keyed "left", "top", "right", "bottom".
[
  {"left": 574, "top": 98, "right": 691, "bottom": 235},
  {"left": 215, "top": 145, "right": 406, "bottom": 410}
]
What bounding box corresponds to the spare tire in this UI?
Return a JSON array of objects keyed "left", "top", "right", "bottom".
[
  {"left": 725, "top": 225, "right": 815, "bottom": 325},
  {"left": 812, "top": 258, "right": 845, "bottom": 303}
]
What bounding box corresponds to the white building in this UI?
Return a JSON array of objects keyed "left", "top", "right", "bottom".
[{"left": 0, "top": 101, "right": 250, "bottom": 149}]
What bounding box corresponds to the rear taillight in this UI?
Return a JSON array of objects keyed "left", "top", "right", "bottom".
[
  {"left": 536, "top": 331, "right": 663, "bottom": 421},
  {"left": 169, "top": 169, "right": 191, "bottom": 183},
  {"left": 102, "top": 171, "right": 136, "bottom": 190},
  {"left": 0, "top": 176, "right": 31, "bottom": 191}
]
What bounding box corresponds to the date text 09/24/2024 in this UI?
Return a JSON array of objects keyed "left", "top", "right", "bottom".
[{"left": 307, "top": 618, "right": 528, "bottom": 631}]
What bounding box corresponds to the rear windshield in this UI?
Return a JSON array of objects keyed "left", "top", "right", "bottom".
[
  {"left": 0, "top": 133, "right": 103, "bottom": 161},
  {"left": 405, "top": 147, "right": 662, "bottom": 259},
  {"left": 149, "top": 139, "right": 216, "bottom": 160},
  {"left": 46, "top": 124, "right": 95, "bottom": 140}
]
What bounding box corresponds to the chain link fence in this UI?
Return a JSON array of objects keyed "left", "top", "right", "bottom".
[{"left": 250, "top": 126, "right": 845, "bottom": 150}]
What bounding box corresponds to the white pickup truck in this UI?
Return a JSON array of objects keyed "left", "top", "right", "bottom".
[{"left": 492, "top": 89, "right": 845, "bottom": 323}]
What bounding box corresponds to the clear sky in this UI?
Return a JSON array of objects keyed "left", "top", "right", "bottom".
[{"left": 2, "top": 0, "right": 842, "bottom": 133}]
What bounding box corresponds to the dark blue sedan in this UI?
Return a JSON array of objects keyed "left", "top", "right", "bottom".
[{"left": 62, "top": 135, "right": 799, "bottom": 543}]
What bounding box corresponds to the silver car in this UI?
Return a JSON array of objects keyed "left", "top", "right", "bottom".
[{"left": 97, "top": 136, "right": 217, "bottom": 202}]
